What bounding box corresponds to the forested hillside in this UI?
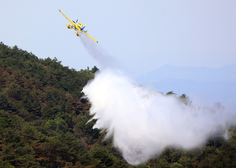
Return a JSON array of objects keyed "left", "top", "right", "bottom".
[{"left": 0, "top": 42, "right": 236, "bottom": 168}]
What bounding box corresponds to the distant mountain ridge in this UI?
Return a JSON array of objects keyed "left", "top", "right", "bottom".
[
  {"left": 135, "top": 64, "right": 236, "bottom": 111},
  {"left": 136, "top": 64, "right": 236, "bottom": 83}
]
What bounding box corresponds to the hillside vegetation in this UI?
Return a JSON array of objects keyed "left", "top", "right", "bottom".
[{"left": 0, "top": 42, "right": 236, "bottom": 168}]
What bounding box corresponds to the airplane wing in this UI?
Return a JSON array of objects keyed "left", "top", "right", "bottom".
[
  {"left": 58, "top": 9, "right": 75, "bottom": 27},
  {"left": 85, "top": 32, "right": 99, "bottom": 44}
]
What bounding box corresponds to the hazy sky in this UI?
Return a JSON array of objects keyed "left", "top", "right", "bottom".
[{"left": 1, "top": 0, "right": 236, "bottom": 74}]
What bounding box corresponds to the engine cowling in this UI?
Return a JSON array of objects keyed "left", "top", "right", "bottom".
[{"left": 66, "top": 24, "right": 72, "bottom": 29}]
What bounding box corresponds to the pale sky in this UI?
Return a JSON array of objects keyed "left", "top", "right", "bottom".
[{"left": 1, "top": 0, "right": 236, "bottom": 74}]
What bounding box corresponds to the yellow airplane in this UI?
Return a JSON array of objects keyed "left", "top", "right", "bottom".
[{"left": 58, "top": 9, "right": 99, "bottom": 44}]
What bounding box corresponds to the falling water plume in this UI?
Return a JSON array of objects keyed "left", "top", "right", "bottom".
[{"left": 80, "top": 33, "right": 236, "bottom": 165}]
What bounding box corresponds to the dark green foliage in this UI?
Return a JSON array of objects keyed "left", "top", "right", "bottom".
[
  {"left": 166, "top": 91, "right": 176, "bottom": 96},
  {"left": 0, "top": 42, "right": 128, "bottom": 167},
  {"left": 179, "top": 94, "right": 191, "bottom": 106},
  {"left": 91, "top": 66, "right": 99, "bottom": 73},
  {"left": 0, "top": 41, "right": 236, "bottom": 167},
  {"left": 0, "top": 110, "right": 41, "bottom": 168},
  {"left": 91, "top": 146, "right": 115, "bottom": 167}
]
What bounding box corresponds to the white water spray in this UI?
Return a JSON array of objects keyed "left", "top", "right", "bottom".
[
  {"left": 79, "top": 32, "right": 117, "bottom": 69},
  {"left": 80, "top": 34, "right": 236, "bottom": 165}
]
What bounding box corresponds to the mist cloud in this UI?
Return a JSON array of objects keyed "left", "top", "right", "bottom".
[
  {"left": 80, "top": 33, "right": 236, "bottom": 165},
  {"left": 83, "top": 70, "right": 235, "bottom": 165}
]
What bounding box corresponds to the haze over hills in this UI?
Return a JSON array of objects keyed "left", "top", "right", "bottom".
[{"left": 135, "top": 64, "right": 236, "bottom": 111}]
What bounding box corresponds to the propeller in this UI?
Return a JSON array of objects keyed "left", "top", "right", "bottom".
[{"left": 72, "top": 19, "right": 79, "bottom": 23}]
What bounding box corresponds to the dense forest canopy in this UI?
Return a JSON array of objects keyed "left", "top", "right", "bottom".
[{"left": 0, "top": 42, "right": 236, "bottom": 167}]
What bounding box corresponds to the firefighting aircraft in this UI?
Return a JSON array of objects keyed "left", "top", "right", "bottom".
[{"left": 58, "top": 9, "right": 99, "bottom": 44}]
